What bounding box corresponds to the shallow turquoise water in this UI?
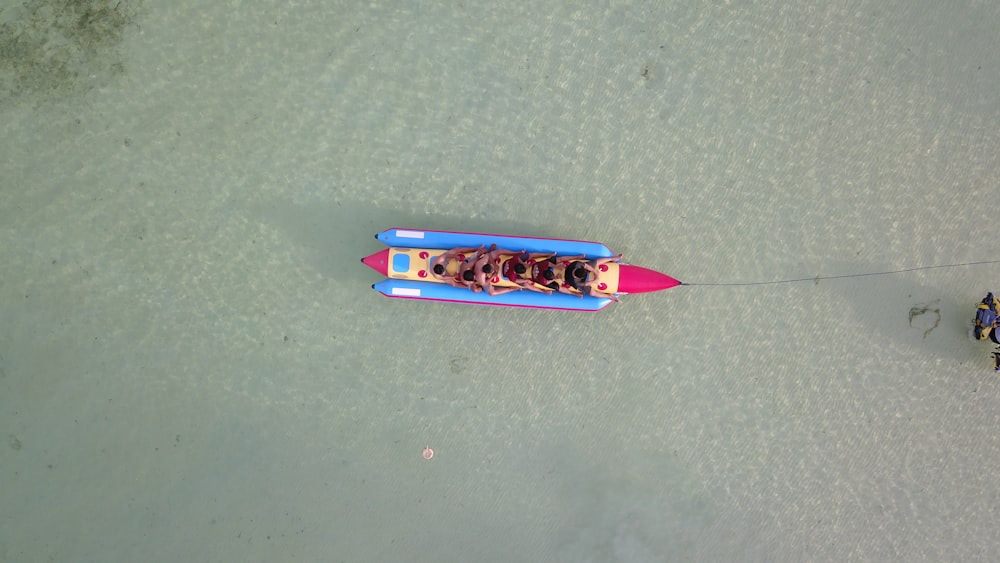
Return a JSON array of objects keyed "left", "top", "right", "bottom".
[{"left": 2, "top": 1, "right": 999, "bottom": 560}]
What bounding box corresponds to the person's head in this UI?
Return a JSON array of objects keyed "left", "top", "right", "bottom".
[
  {"left": 482, "top": 263, "right": 493, "bottom": 275},
  {"left": 573, "top": 265, "right": 587, "bottom": 279},
  {"left": 514, "top": 263, "right": 526, "bottom": 275},
  {"left": 543, "top": 269, "right": 554, "bottom": 280},
  {"left": 462, "top": 270, "right": 475, "bottom": 282},
  {"left": 433, "top": 264, "right": 445, "bottom": 275}
]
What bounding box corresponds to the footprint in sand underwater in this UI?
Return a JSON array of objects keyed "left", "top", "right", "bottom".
[{"left": 908, "top": 301, "right": 941, "bottom": 339}]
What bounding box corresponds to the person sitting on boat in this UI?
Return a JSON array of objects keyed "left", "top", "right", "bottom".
[
  {"left": 446, "top": 244, "right": 519, "bottom": 296},
  {"left": 503, "top": 250, "right": 557, "bottom": 293},
  {"left": 431, "top": 245, "right": 484, "bottom": 289},
  {"left": 974, "top": 292, "right": 1000, "bottom": 343},
  {"left": 456, "top": 246, "right": 488, "bottom": 290},
  {"left": 473, "top": 244, "right": 521, "bottom": 296},
  {"left": 528, "top": 257, "right": 561, "bottom": 292},
  {"left": 445, "top": 246, "right": 490, "bottom": 292},
  {"left": 561, "top": 255, "right": 622, "bottom": 301},
  {"left": 431, "top": 244, "right": 513, "bottom": 296},
  {"left": 546, "top": 255, "right": 586, "bottom": 295}
]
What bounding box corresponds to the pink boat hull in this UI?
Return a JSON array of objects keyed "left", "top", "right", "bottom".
[
  {"left": 617, "top": 265, "right": 682, "bottom": 294},
  {"left": 361, "top": 247, "right": 390, "bottom": 277}
]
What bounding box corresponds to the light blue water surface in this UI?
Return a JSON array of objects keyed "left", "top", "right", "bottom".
[{"left": 2, "top": 1, "right": 999, "bottom": 560}]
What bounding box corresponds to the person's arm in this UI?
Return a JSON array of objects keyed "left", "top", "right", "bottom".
[
  {"left": 557, "top": 254, "right": 586, "bottom": 265},
  {"left": 521, "top": 282, "right": 553, "bottom": 293},
  {"left": 588, "top": 254, "right": 622, "bottom": 268},
  {"left": 583, "top": 283, "right": 619, "bottom": 302},
  {"left": 450, "top": 245, "right": 485, "bottom": 260},
  {"left": 489, "top": 247, "right": 519, "bottom": 259},
  {"left": 487, "top": 285, "right": 521, "bottom": 296},
  {"left": 556, "top": 283, "right": 583, "bottom": 298},
  {"left": 526, "top": 252, "right": 555, "bottom": 262}
]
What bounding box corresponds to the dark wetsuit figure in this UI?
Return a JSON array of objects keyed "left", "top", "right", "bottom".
[
  {"left": 503, "top": 253, "right": 557, "bottom": 293},
  {"left": 563, "top": 261, "right": 589, "bottom": 291},
  {"left": 502, "top": 252, "right": 528, "bottom": 283},
  {"left": 534, "top": 259, "right": 558, "bottom": 291}
]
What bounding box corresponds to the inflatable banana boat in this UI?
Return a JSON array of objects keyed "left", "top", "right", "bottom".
[{"left": 361, "top": 228, "right": 682, "bottom": 311}]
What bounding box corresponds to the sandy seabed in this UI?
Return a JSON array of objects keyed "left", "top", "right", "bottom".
[{"left": 1, "top": 1, "right": 998, "bottom": 561}]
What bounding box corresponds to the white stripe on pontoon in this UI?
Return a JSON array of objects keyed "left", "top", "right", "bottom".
[
  {"left": 391, "top": 287, "right": 422, "bottom": 297},
  {"left": 395, "top": 230, "right": 425, "bottom": 239}
]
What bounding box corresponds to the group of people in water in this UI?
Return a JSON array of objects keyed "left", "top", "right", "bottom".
[
  {"left": 974, "top": 292, "right": 1000, "bottom": 371},
  {"left": 429, "top": 244, "right": 621, "bottom": 301}
]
